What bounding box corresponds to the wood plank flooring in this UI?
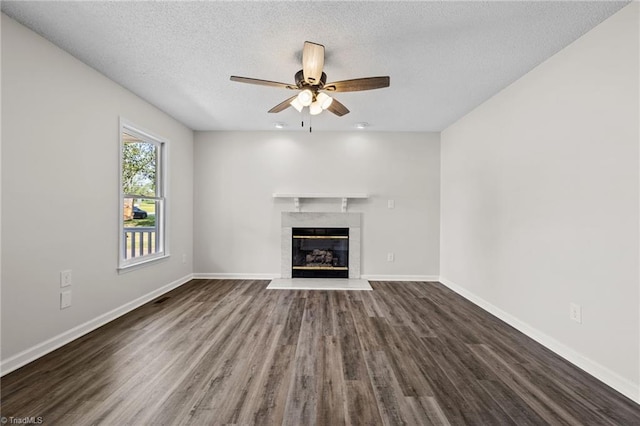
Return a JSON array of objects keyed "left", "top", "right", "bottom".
[{"left": 2, "top": 279, "right": 640, "bottom": 425}]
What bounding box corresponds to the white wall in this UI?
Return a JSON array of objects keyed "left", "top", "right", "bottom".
[
  {"left": 441, "top": 3, "right": 639, "bottom": 400},
  {"left": 1, "top": 14, "right": 194, "bottom": 371},
  {"left": 194, "top": 131, "right": 440, "bottom": 280}
]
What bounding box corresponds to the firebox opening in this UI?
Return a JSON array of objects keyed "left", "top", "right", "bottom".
[{"left": 292, "top": 227, "right": 349, "bottom": 278}]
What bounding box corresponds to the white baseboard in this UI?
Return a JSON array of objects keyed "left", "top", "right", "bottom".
[
  {"left": 193, "top": 272, "right": 440, "bottom": 281},
  {"left": 192, "top": 273, "right": 440, "bottom": 283},
  {"left": 361, "top": 274, "right": 440, "bottom": 282},
  {"left": 0, "top": 273, "right": 194, "bottom": 377},
  {"left": 193, "top": 272, "right": 277, "bottom": 280},
  {"left": 439, "top": 276, "right": 639, "bottom": 404}
]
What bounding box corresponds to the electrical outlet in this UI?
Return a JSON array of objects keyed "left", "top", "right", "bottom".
[
  {"left": 182, "top": 254, "right": 187, "bottom": 264},
  {"left": 60, "top": 270, "right": 72, "bottom": 288},
  {"left": 388, "top": 199, "right": 395, "bottom": 209},
  {"left": 387, "top": 252, "right": 395, "bottom": 262},
  {"left": 60, "top": 291, "right": 72, "bottom": 309},
  {"left": 570, "top": 302, "right": 582, "bottom": 323}
]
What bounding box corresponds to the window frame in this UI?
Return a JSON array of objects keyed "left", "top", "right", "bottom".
[{"left": 118, "top": 118, "right": 169, "bottom": 270}]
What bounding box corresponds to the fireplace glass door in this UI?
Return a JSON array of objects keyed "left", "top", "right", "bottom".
[{"left": 292, "top": 228, "right": 349, "bottom": 278}]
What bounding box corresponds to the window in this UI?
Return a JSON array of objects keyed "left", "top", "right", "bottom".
[{"left": 119, "top": 120, "right": 167, "bottom": 268}]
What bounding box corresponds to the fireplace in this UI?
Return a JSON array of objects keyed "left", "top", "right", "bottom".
[
  {"left": 281, "top": 212, "right": 361, "bottom": 279},
  {"left": 292, "top": 228, "right": 349, "bottom": 278}
]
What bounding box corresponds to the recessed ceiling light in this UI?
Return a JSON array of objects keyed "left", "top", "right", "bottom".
[
  {"left": 355, "top": 122, "right": 369, "bottom": 129},
  {"left": 274, "top": 122, "right": 287, "bottom": 129}
]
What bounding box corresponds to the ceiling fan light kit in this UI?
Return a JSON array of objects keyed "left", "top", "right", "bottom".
[
  {"left": 317, "top": 92, "right": 333, "bottom": 110},
  {"left": 297, "top": 89, "right": 313, "bottom": 107},
  {"left": 230, "top": 41, "right": 390, "bottom": 122},
  {"left": 309, "top": 101, "right": 323, "bottom": 116},
  {"left": 290, "top": 97, "right": 304, "bottom": 113}
]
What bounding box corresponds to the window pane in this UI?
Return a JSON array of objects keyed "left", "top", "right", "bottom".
[
  {"left": 122, "top": 134, "right": 158, "bottom": 197},
  {"left": 123, "top": 197, "right": 160, "bottom": 260},
  {"left": 119, "top": 122, "right": 166, "bottom": 269}
]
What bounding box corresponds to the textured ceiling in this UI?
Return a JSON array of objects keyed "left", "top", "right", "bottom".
[{"left": 1, "top": 1, "right": 629, "bottom": 132}]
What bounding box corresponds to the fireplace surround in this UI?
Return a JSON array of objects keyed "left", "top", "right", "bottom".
[{"left": 281, "top": 212, "right": 361, "bottom": 279}]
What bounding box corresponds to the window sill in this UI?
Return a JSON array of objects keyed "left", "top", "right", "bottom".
[{"left": 118, "top": 253, "right": 170, "bottom": 274}]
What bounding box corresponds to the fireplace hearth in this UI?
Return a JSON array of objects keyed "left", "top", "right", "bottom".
[{"left": 292, "top": 228, "right": 349, "bottom": 278}]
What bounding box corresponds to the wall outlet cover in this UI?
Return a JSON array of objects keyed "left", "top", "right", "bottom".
[
  {"left": 60, "top": 270, "right": 72, "bottom": 288},
  {"left": 570, "top": 302, "right": 582, "bottom": 323},
  {"left": 60, "top": 291, "right": 72, "bottom": 309}
]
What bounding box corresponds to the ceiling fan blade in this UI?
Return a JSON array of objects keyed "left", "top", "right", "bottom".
[
  {"left": 268, "top": 95, "right": 298, "bottom": 113},
  {"left": 327, "top": 98, "right": 350, "bottom": 116},
  {"left": 323, "top": 76, "right": 390, "bottom": 92},
  {"left": 230, "top": 76, "right": 296, "bottom": 90},
  {"left": 302, "top": 41, "right": 325, "bottom": 85}
]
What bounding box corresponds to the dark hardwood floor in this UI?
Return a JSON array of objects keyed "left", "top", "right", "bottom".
[{"left": 2, "top": 279, "right": 639, "bottom": 425}]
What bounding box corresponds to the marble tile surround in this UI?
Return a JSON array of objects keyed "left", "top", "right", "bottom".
[{"left": 281, "top": 212, "right": 361, "bottom": 279}]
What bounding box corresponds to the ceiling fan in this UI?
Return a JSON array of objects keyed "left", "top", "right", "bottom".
[{"left": 230, "top": 41, "right": 390, "bottom": 117}]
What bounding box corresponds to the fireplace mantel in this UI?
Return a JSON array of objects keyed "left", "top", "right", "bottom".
[{"left": 273, "top": 193, "right": 369, "bottom": 212}]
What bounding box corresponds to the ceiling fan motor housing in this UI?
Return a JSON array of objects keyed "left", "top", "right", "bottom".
[{"left": 295, "top": 70, "right": 327, "bottom": 90}]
